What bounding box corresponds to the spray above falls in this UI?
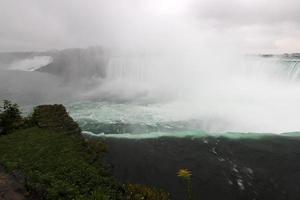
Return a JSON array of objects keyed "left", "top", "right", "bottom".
[
  {"left": 66, "top": 53, "right": 300, "bottom": 135},
  {"left": 1, "top": 0, "right": 300, "bottom": 135},
  {"left": 1, "top": 46, "right": 300, "bottom": 134}
]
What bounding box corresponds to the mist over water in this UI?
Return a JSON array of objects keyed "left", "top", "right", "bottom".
[
  {"left": 68, "top": 55, "right": 300, "bottom": 135},
  {"left": 2, "top": 2, "right": 300, "bottom": 199},
  {"left": 69, "top": 1, "right": 300, "bottom": 135},
  {"left": 1, "top": 0, "right": 300, "bottom": 135}
]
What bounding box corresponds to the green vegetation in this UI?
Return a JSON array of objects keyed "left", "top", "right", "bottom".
[
  {"left": 32, "top": 104, "right": 81, "bottom": 134},
  {"left": 124, "top": 184, "right": 170, "bottom": 200},
  {"left": 0, "top": 127, "right": 122, "bottom": 199},
  {"left": 0, "top": 100, "right": 22, "bottom": 134},
  {"left": 0, "top": 100, "right": 170, "bottom": 200}
]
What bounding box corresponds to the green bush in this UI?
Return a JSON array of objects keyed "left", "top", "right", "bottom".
[
  {"left": 31, "top": 104, "right": 81, "bottom": 134},
  {"left": 0, "top": 100, "right": 22, "bottom": 134}
]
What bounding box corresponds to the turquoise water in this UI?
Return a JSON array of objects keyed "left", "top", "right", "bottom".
[
  {"left": 67, "top": 101, "right": 300, "bottom": 139},
  {"left": 81, "top": 130, "right": 274, "bottom": 139}
]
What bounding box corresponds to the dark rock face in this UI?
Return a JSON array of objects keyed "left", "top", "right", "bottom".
[
  {"left": 32, "top": 104, "right": 81, "bottom": 134},
  {"left": 103, "top": 136, "right": 300, "bottom": 200}
]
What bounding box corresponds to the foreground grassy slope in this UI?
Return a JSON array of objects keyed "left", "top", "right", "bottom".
[
  {"left": 0, "top": 127, "right": 122, "bottom": 200},
  {"left": 0, "top": 102, "right": 170, "bottom": 200}
]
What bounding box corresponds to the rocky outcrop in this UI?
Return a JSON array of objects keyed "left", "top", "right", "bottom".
[{"left": 32, "top": 104, "right": 81, "bottom": 134}]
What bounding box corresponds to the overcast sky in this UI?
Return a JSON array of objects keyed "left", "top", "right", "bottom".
[{"left": 0, "top": 0, "right": 300, "bottom": 53}]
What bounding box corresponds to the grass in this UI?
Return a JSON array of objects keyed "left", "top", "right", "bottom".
[
  {"left": 0, "top": 102, "right": 170, "bottom": 200},
  {"left": 0, "top": 127, "right": 122, "bottom": 200},
  {"left": 124, "top": 183, "right": 171, "bottom": 200}
]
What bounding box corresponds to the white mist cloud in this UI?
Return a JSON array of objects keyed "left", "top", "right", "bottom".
[{"left": 0, "top": 0, "right": 299, "bottom": 53}]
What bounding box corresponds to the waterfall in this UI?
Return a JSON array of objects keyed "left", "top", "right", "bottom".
[
  {"left": 283, "top": 60, "right": 300, "bottom": 81},
  {"left": 102, "top": 53, "right": 188, "bottom": 101},
  {"left": 106, "top": 56, "right": 151, "bottom": 82},
  {"left": 241, "top": 56, "right": 300, "bottom": 82},
  {"left": 74, "top": 53, "right": 300, "bottom": 133},
  {"left": 101, "top": 54, "right": 300, "bottom": 103}
]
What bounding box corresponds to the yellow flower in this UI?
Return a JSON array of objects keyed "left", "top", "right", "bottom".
[{"left": 177, "top": 169, "right": 192, "bottom": 179}]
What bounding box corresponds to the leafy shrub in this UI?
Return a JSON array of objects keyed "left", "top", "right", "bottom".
[{"left": 0, "top": 100, "right": 22, "bottom": 134}]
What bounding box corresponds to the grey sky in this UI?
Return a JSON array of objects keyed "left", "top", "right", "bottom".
[{"left": 0, "top": 0, "right": 300, "bottom": 53}]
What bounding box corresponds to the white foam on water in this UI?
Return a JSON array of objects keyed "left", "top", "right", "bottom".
[
  {"left": 82, "top": 130, "right": 208, "bottom": 139},
  {"left": 9, "top": 56, "right": 53, "bottom": 71}
]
